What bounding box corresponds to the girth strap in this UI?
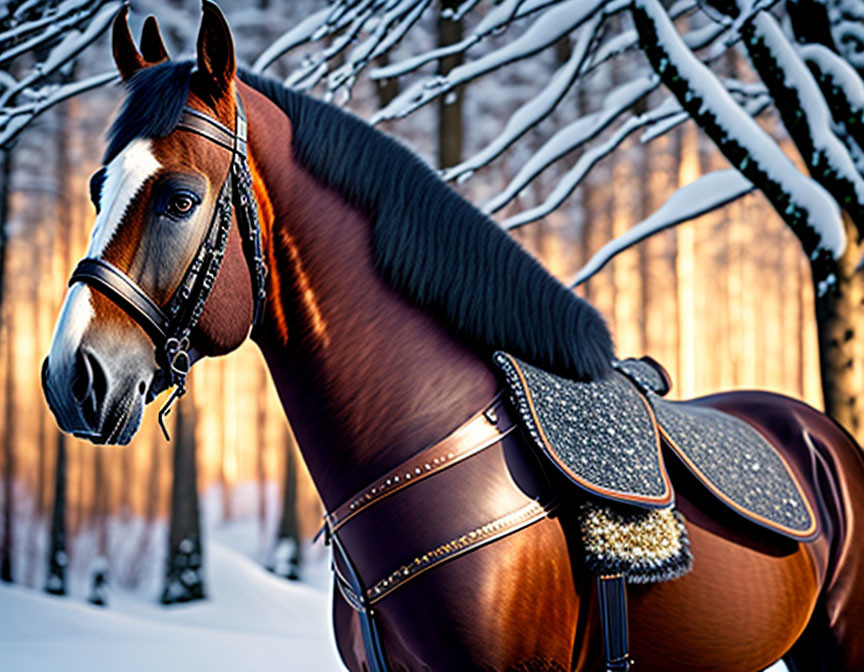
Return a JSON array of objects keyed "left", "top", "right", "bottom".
[{"left": 597, "top": 574, "right": 632, "bottom": 672}]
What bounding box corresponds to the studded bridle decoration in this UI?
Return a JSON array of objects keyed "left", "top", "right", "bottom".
[{"left": 69, "top": 95, "right": 267, "bottom": 439}]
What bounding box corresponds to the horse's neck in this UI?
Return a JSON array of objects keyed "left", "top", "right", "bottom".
[{"left": 245, "top": 89, "right": 498, "bottom": 508}]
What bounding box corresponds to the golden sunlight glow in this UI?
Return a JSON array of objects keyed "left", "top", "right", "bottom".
[{"left": 279, "top": 229, "right": 331, "bottom": 349}]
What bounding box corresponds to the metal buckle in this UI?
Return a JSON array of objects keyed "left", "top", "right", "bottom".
[{"left": 157, "top": 336, "right": 191, "bottom": 441}]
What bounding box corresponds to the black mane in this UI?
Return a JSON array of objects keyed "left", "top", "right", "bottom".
[{"left": 106, "top": 61, "right": 614, "bottom": 380}]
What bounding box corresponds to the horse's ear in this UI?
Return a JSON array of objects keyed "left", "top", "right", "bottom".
[
  {"left": 140, "top": 15, "right": 169, "bottom": 64},
  {"left": 112, "top": 5, "right": 147, "bottom": 81},
  {"left": 197, "top": 1, "right": 235, "bottom": 96}
]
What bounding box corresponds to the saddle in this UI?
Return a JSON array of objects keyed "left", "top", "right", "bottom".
[
  {"left": 493, "top": 351, "right": 818, "bottom": 542},
  {"left": 494, "top": 351, "right": 820, "bottom": 672}
]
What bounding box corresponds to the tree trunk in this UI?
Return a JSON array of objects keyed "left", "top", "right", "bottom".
[
  {"left": 0, "top": 148, "right": 11, "bottom": 320},
  {"left": 161, "top": 388, "right": 204, "bottom": 604},
  {"left": 813, "top": 214, "right": 864, "bottom": 442},
  {"left": 45, "top": 432, "right": 67, "bottom": 596},
  {"left": 437, "top": 0, "right": 463, "bottom": 169},
  {"left": 270, "top": 431, "right": 301, "bottom": 580},
  {"left": 1, "top": 319, "right": 15, "bottom": 584},
  {"left": 88, "top": 446, "right": 109, "bottom": 606}
]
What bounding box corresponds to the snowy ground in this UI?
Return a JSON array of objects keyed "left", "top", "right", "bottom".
[
  {"left": 0, "top": 538, "right": 345, "bottom": 672},
  {"left": 0, "top": 511, "right": 788, "bottom": 672}
]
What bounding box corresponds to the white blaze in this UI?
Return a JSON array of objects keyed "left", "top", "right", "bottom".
[
  {"left": 88, "top": 139, "right": 162, "bottom": 256},
  {"left": 48, "top": 139, "right": 161, "bottom": 374}
]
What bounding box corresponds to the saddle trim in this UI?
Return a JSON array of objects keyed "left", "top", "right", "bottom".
[
  {"left": 658, "top": 422, "right": 819, "bottom": 540},
  {"left": 366, "top": 499, "right": 550, "bottom": 605},
  {"left": 505, "top": 355, "right": 674, "bottom": 507}
]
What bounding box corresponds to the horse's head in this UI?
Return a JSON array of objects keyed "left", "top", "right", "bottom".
[{"left": 42, "top": 3, "right": 261, "bottom": 444}]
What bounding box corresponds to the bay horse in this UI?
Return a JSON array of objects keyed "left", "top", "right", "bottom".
[{"left": 41, "top": 4, "right": 864, "bottom": 671}]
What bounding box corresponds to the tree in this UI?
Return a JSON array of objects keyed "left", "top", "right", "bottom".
[
  {"left": 1, "top": 319, "right": 15, "bottom": 583},
  {"left": 161, "top": 387, "right": 204, "bottom": 605},
  {"left": 268, "top": 432, "right": 302, "bottom": 581},
  {"left": 253, "top": 0, "right": 864, "bottom": 441},
  {"left": 0, "top": 0, "right": 119, "bottom": 323},
  {"left": 44, "top": 431, "right": 68, "bottom": 596}
]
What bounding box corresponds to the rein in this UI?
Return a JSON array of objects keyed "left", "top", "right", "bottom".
[{"left": 69, "top": 94, "right": 267, "bottom": 438}]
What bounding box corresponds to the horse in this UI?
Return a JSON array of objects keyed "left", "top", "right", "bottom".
[{"left": 40, "top": 4, "right": 864, "bottom": 671}]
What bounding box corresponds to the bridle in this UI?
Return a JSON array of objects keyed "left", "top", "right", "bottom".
[{"left": 69, "top": 93, "right": 267, "bottom": 438}]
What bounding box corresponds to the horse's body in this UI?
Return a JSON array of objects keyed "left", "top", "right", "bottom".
[
  {"left": 41, "top": 6, "right": 864, "bottom": 671},
  {"left": 242, "top": 77, "right": 864, "bottom": 670}
]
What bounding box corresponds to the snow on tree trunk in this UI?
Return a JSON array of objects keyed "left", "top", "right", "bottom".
[
  {"left": 161, "top": 390, "right": 204, "bottom": 605},
  {"left": 45, "top": 432, "right": 68, "bottom": 596},
  {"left": 630, "top": 0, "right": 844, "bottom": 278}
]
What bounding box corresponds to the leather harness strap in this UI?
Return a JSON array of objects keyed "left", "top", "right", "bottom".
[
  {"left": 326, "top": 393, "right": 514, "bottom": 533},
  {"left": 324, "top": 393, "right": 556, "bottom": 672},
  {"left": 326, "top": 391, "right": 633, "bottom": 672},
  {"left": 597, "top": 574, "right": 632, "bottom": 671}
]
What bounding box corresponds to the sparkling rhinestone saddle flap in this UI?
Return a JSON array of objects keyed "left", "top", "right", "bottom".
[{"left": 493, "top": 352, "right": 818, "bottom": 541}]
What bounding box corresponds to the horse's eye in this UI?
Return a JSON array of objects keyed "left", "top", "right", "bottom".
[{"left": 167, "top": 192, "right": 199, "bottom": 218}]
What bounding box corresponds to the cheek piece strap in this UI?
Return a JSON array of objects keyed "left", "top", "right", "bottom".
[{"left": 68, "top": 94, "right": 267, "bottom": 440}]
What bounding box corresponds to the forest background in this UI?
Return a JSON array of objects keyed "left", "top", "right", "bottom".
[{"left": 0, "top": 0, "right": 829, "bottom": 609}]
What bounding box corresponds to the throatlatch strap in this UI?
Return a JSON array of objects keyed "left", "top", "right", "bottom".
[{"left": 597, "top": 574, "right": 632, "bottom": 672}]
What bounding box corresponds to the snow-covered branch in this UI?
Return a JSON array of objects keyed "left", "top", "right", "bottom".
[
  {"left": 0, "top": 70, "right": 116, "bottom": 149},
  {"left": 631, "top": 0, "right": 845, "bottom": 268},
  {"left": 441, "top": 14, "right": 601, "bottom": 183},
  {"left": 372, "top": 0, "right": 626, "bottom": 123},
  {"left": 799, "top": 42, "right": 864, "bottom": 164},
  {"left": 0, "top": 0, "right": 119, "bottom": 149},
  {"left": 740, "top": 12, "right": 864, "bottom": 233},
  {"left": 569, "top": 170, "right": 754, "bottom": 286},
  {"left": 250, "top": 7, "right": 331, "bottom": 73},
  {"left": 370, "top": 0, "right": 576, "bottom": 81},
  {"left": 484, "top": 75, "right": 659, "bottom": 216}
]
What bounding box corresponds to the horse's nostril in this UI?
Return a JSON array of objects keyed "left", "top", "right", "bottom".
[
  {"left": 138, "top": 380, "right": 146, "bottom": 395},
  {"left": 71, "top": 349, "right": 92, "bottom": 403},
  {"left": 72, "top": 348, "right": 109, "bottom": 430}
]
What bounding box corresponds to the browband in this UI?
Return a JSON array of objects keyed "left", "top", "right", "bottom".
[{"left": 69, "top": 93, "right": 266, "bottom": 439}]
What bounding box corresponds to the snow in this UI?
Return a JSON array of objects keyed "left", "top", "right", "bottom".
[
  {"left": 569, "top": 170, "right": 755, "bottom": 286},
  {"left": 799, "top": 43, "right": 864, "bottom": 115},
  {"left": 251, "top": 7, "right": 331, "bottom": 73},
  {"left": 0, "top": 533, "right": 344, "bottom": 672},
  {"left": 485, "top": 76, "right": 660, "bottom": 218},
  {"left": 632, "top": 0, "right": 846, "bottom": 259},
  {"left": 371, "top": 0, "right": 568, "bottom": 81}
]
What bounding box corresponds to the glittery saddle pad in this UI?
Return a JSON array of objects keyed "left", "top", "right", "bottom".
[
  {"left": 494, "top": 352, "right": 817, "bottom": 541},
  {"left": 494, "top": 352, "right": 674, "bottom": 508},
  {"left": 648, "top": 397, "right": 816, "bottom": 539},
  {"left": 580, "top": 501, "right": 692, "bottom": 584}
]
